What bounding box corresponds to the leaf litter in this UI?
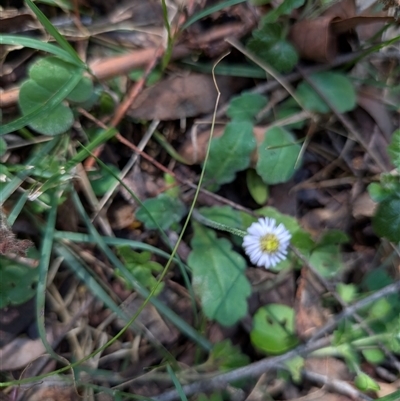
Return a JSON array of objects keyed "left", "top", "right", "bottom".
[{"left": 0, "top": 0, "right": 400, "bottom": 400}]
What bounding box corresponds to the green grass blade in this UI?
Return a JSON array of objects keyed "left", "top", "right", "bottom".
[
  {"left": 0, "top": 138, "right": 59, "bottom": 204},
  {"left": 182, "top": 0, "right": 246, "bottom": 29},
  {"left": 7, "top": 191, "right": 30, "bottom": 225},
  {"left": 166, "top": 364, "right": 188, "bottom": 401},
  {"left": 25, "top": 0, "right": 84, "bottom": 67},
  {"left": 71, "top": 189, "right": 212, "bottom": 351},
  {"left": 53, "top": 230, "right": 184, "bottom": 263},
  {"left": 36, "top": 189, "right": 69, "bottom": 363},
  {"left": 375, "top": 390, "right": 400, "bottom": 401},
  {"left": 0, "top": 35, "right": 79, "bottom": 63},
  {"left": 0, "top": 68, "right": 84, "bottom": 135}
]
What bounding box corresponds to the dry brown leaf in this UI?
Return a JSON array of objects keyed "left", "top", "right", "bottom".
[
  {"left": 117, "top": 294, "right": 180, "bottom": 344},
  {"left": 21, "top": 376, "right": 79, "bottom": 401},
  {"left": 0, "top": 329, "right": 56, "bottom": 370},
  {"left": 128, "top": 74, "right": 239, "bottom": 121},
  {"left": 352, "top": 191, "right": 377, "bottom": 218},
  {"left": 0, "top": 7, "right": 34, "bottom": 33},
  {"left": 295, "top": 268, "right": 331, "bottom": 340},
  {"left": 289, "top": 0, "right": 395, "bottom": 62}
]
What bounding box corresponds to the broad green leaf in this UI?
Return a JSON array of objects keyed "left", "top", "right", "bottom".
[
  {"left": 296, "top": 72, "right": 356, "bottom": 113},
  {"left": 247, "top": 23, "right": 298, "bottom": 73},
  {"left": 205, "top": 120, "right": 256, "bottom": 187},
  {"left": 246, "top": 168, "right": 269, "bottom": 205},
  {"left": 388, "top": 129, "right": 400, "bottom": 169},
  {"left": 116, "top": 246, "right": 164, "bottom": 295},
  {"left": 198, "top": 205, "right": 243, "bottom": 228},
  {"left": 207, "top": 340, "right": 250, "bottom": 370},
  {"left": 309, "top": 245, "right": 343, "bottom": 277},
  {"left": 251, "top": 22, "right": 283, "bottom": 45},
  {"left": 362, "top": 349, "right": 385, "bottom": 365},
  {"left": 318, "top": 230, "right": 349, "bottom": 246},
  {"left": 136, "top": 193, "right": 187, "bottom": 230},
  {"left": 372, "top": 191, "right": 400, "bottom": 242},
  {"left": 251, "top": 304, "right": 298, "bottom": 354},
  {"left": 227, "top": 93, "right": 267, "bottom": 121},
  {"left": 262, "top": 0, "right": 305, "bottom": 23},
  {"left": 256, "top": 126, "right": 301, "bottom": 184},
  {"left": 284, "top": 356, "right": 304, "bottom": 383},
  {"left": 368, "top": 182, "right": 392, "bottom": 202},
  {"left": 354, "top": 372, "right": 380, "bottom": 391},
  {"left": 19, "top": 80, "right": 74, "bottom": 135},
  {"left": 256, "top": 206, "right": 300, "bottom": 234},
  {"left": 336, "top": 283, "right": 357, "bottom": 303},
  {"left": 188, "top": 224, "right": 251, "bottom": 326},
  {"left": 0, "top": 257, "right": 39, "bottom": 308},
  {"left": 29, "top": 56, "right": 92, "bottom": 103},
  {"left": 89, "top": 164, "right": 120, "bottom": 196}
]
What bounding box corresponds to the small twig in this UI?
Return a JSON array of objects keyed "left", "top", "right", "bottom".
[{"left": 302, "top": 370, "right": 374, "bottom": 401}]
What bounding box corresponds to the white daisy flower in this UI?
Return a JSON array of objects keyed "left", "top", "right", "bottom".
[{"left": 243, "top": 217, "right": 291, "bottom": 269}]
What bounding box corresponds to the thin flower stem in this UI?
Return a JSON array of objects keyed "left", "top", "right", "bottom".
[{"left": 191, "top": 209, "right": 247, "bottom": 237}]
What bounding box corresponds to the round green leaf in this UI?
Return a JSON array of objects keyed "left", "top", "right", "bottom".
[
  {"left": 372, "top": 192, "right": 400, "bottom": 242},
  {"left": 296, "top": 72, "right": 356, "bottom": 113},
  {"left": 29, "top": 56, "right": 92, "bottom": 103},
  {"left": 251, "top": 304, "right": 298, "bottom": 354},
  {"left": 0, "top": 257, "right": 39, "bottom": 308},
  {"left": 19, "top": 80, "right": 74, "bottom": 135},
  {"left": 256, "top": 126, "right": 301, "bottom": 184}
]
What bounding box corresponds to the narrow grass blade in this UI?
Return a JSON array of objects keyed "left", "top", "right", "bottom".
[
  {"left": 53, "top": 231, "right": 183, "bottom": 262},
  {"left": 166, "top": 364, "right": 188, "bottom": 401},
  {"left": 36, "top": 189, "right": 69, "bottom": 364},
  {"left": 0, "top": 138, "right": 59, "bottom": 204},
  {"left": 71, "top": 189, "right": 212, "bottom": 351},
  {"left": 0, "top": 35, "right": 79, "bottom": 64},
  {"left": 25, "top": 0, "right": 84, "bottom": 67},
  {"left": 182, "top": 0, "right": 246, "bottom": 29},
  {"left": 7, "top": 191, "right": 30, "bottom": 225}
]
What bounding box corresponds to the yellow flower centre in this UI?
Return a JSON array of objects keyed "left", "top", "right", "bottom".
[{"left": 260, "top": 234, "right": 280, "bottom": 253}]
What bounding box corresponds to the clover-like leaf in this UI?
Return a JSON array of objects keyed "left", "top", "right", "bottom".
[
  {"left": 188, "top": 223, "right": 251, "bottom": 326},
  {"left": 18, "top": 56, "right": 93, "bottom": 135},
  {"left": 136, "top": 193, "right": 186, "bottom": 230},
  {"left": 256, "top": 126, "right": 301, "bottom": 184},
  {"left": 29, "top": 56, "right": 92, "bottom": 103},
  {"left": 19, "top": 80, "right": 74, "bottom": 136},
  {"left": 205, "top": 120, "right": 256, "bottom": 188}
]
